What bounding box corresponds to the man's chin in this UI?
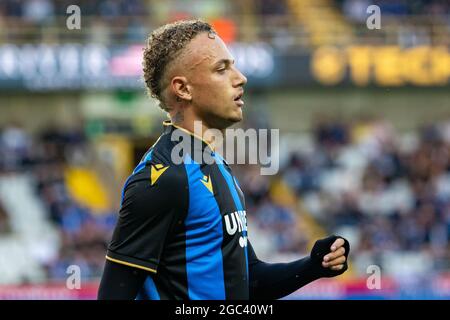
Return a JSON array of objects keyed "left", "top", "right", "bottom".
[
  {"left": 211, "top": 115, "right": 242, "bottom": 130},
  {"left": 230, "top": 109, "right": 243, "bottom": 122},
  {"left": 202, "top": 109, "right": 243, "bottom": 130},
  {"left": 227, "top": 113, "right": 243, "bottom": 126}
]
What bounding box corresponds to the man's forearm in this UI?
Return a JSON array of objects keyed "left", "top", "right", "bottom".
[
  {"left": 248, "top": 235, "right": 350, "bottom": 300},
  {"left": 249, "top": 256, "right": 322, "bottom": 300}
]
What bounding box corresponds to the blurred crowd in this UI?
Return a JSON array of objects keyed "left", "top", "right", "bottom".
[
  {"left": 306, "top": 116, "right": 449, "bottom": 258},
  {"left": 337, "top": 0, "right": 450, "bottom": 46},
  {"left": 0, "top": 124, "right": 116, "bottom": 281},
  {"left": 1, "top": 0, "right": 148, "bottom": 22},
  {"left": 338, "top": 0, "right": 449, "bottom": 20},
  {"left": 0, "top": 0, "right": 150, "bottom": 43},
  {"left": 1, "top": 116, "right": 450, "bottom": 281},
  {"left": 236, "top": 117, "right": 450, "bottom": 274},
  {"left": 1, "top": 0, "right": 448, "bottom": 47}
]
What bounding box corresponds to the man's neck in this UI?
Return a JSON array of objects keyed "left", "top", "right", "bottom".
[{"left": 170, "top": 111, "right": 222, "bottom": 148}]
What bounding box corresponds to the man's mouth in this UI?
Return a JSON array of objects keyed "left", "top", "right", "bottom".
[{"left": 234, "top": 91, "right": 244, "bottom": 107}]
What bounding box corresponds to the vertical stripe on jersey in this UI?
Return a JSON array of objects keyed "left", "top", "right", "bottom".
[
  {"left": 214, "top": 153, "right": 249, "bottom": 282},
  {"left": 184, "top": 154, "right": 226, "bottom": 300}
]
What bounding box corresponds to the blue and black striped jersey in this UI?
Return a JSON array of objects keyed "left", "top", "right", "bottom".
[{"left": 106, "top": 120, "right": 249, "bottom": 299}]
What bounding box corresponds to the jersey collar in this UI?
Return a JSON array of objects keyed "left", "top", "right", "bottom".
[{"left": 162, "top": 120, "right": 216, "bottom": 153}]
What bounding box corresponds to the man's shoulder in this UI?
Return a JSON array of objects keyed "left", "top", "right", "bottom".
[
  {"left": 149, "top": 131, "right": 177, "bottom": 164},
  {"left": 128, "top": 159, "right": 187, "bottom": 191},
  {"left": 120, "top": 161, "right": 188, "bottom": 212},
  {"left": 122, "top": 133, "right": 188, "bottom": 194}
]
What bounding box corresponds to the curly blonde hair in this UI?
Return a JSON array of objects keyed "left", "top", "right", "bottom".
[{"left": 142, "top": 19, "right": 216, "bottom": 111}]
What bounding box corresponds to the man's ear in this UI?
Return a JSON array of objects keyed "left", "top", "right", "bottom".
[{"left": 171, "top": 76, "right": 192, "bottom": 102}]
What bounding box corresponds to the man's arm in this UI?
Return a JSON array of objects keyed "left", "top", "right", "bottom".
[
  {"left": 98, "top": 259, "right": 149, "bottom": 300},
  {"left": 98, "top": 161, "right": 188, "bottom": 300},
  {"left": 248, "top": 235, "right": 350, "bottom": 300}
]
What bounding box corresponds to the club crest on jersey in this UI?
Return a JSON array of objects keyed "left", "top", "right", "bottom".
[{"left": 200, "top": 175, "right": 214, "bottom": 194}]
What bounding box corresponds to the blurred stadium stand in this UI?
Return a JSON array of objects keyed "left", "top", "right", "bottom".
[
  {"left": 0, "top": 0, "right": 449, "bottom": 299},
  {"left": 0, "top": 0, "right": 448, "bottom": 47}
]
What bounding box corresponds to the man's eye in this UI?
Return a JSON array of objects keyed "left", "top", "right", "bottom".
[{"left": 217, "top": 68, "right": 226, "bottom": 73}]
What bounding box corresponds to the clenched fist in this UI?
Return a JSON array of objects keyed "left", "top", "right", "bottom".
[{"left": 310, "top": 235, "right": 350, "bottom": 277}]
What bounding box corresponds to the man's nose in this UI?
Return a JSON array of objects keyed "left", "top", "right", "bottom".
[{"left": 233, "top": 67, "right": 247, "bottom": 87}]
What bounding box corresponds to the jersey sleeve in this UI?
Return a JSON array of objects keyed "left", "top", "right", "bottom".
[
  {"left": 247, "top": 240, "right": 322, "bottom": 299},
  {"left": 106, "top": 164, "right": 188, "bottom": 273}
]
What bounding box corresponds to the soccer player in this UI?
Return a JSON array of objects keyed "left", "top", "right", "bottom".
[{"left": 98, "top": 20, "right": 350, "bottom": 300}]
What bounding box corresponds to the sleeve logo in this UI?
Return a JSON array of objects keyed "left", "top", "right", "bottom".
[{"left": 150, "top": 164, "right": 169, "bottom": 186}]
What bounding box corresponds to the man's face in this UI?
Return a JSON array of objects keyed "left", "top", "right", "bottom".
[{"left": 180, "top": 33, "right": 247, "bottom": 130}]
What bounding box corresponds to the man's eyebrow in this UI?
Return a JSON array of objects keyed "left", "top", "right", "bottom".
[{"left": 213, "top": 58, "right": 235, "bottom": 67}]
